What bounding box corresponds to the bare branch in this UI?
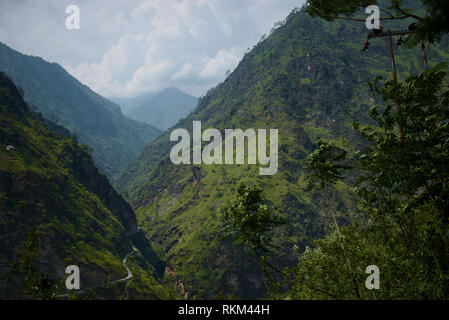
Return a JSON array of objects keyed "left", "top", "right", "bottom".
[
  {"left": 367, "top": 30, "right": 416, "bottom": 39},
  {"left": 380, "top": 9, "right": 394, "bottom": 18},
  {"left": 394, "top": 4, "right": 424, "bottom": 21}
]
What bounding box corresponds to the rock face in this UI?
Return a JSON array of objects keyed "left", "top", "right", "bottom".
[{"left": 61, "top": 144, "right": 138, "bottom": 234}]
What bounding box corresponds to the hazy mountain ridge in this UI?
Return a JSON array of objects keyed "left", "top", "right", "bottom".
[
  {"left": 0, "top": 72, "right": 173, "bottom": 299},
  {"left": 0, "top": 42, "right": 162, "bottom": 178},
  {"left": 124, "top": 88, "right": 198, "bottom": 131},
  {"left": 111, "top": 92, "right": 156, "bottom": 116}
]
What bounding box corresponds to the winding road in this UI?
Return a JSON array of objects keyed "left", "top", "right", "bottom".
[{"left": 57, "top": 248, "right": 137, "bottom": 298}]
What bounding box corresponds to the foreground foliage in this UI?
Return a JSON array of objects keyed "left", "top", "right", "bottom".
[{"left": 288, "top": 56, "right": 449, "bottom": 300}]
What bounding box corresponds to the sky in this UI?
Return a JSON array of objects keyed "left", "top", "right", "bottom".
[{"left": 0, "top": 0, "right": 304, "bottom": 98}]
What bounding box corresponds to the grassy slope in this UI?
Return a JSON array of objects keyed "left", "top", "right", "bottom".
[{"left": 115, "top": 7, "right": 448, "bottom": 298}]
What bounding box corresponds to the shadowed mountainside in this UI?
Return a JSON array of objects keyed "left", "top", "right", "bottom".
[{"left": 0, "top": 72, "right": 172, "bottom": 299}]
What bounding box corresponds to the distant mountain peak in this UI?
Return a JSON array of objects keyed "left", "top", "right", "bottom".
[{"left": 123, "top": 87, "right": 198, "bottom": 131}]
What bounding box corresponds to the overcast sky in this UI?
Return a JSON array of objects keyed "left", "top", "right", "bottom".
[{"left": 0, "top": 0, "right": 304, "bottom": 98}]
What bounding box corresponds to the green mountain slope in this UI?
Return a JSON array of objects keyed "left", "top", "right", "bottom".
[
  {"left": 115, "top": 5, "right": 448, "bottom": 299},
  {"left": 126, "top": 88, "right": 198, "bottom": 131},
  {"left": 0, "top": 72, "right": 173, "bottom": 299},
  {"left": 0, "top": 42, "right": 162, "bottom": 178}
]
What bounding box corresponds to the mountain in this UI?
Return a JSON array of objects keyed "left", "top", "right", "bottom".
[
  {"left": 0, "top": 42, "right": 162, "bottom": 178},
  {"left": 125, "top": 88, "right": 198, "bottom": 131},
  {"left": 111, "top": 92, "right": 156, "bottom": 115},
  {"left": 0, "top": 72, "right": 173, "bottom": 299},
  {"left": 114, "top": 6, "right": 449, "bottom": 299}
]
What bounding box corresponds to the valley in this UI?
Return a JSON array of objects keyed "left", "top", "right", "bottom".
[{"left": 0, "top": 0, "right": 448, "bottom": 301}]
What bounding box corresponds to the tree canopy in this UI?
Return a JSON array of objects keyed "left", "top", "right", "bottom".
[{"left": 306, "top": 0, "right": 449, "bottom": 45}]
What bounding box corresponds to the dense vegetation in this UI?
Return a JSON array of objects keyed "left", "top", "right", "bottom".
[
  {"left": 125, "top": 88, "right": 198, "bottom": 131},
  {"left": 0, "top": 72, "right": 174, "bottom": 299},
  {"left": 115, "top": 1, "right": 448, "bottom": 299},
  {"left": 0, "top": 42, "right": 161, "bottom": 178},
  {"left": 283, "top": 0, "right": 449, "bottom": 300},
  {"left": 224, "top": 0, "right": 449, "bottom": 299}
]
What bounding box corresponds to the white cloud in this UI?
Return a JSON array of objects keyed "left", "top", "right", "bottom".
[
  {"left": 172, "top": 63, "right": 193, "bottom": 80},
  {"left": 198, "top": 49, "right": 240, "bottom": 79},
  {"left": 0, "top": 0, "right": 304, "bottom": 97}
]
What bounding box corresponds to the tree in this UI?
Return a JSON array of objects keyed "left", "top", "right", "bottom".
[
  {"left": 222, "top": 182, "right": 284, "bottom": 255},
  {"left": 282, "top": 0, "right": 449, "bottom": 300},
  {"left": 304, "top": 139, "right": 351, "bottom": 191},
  {"left": 290, "top": 62, "right": 449, "bottom": 299},
  {"left": 303, "top": 140, "right": 361, "bottom": 297},
  {"left": 221, "top": 182, "right": 285, "bottom": 277}
]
